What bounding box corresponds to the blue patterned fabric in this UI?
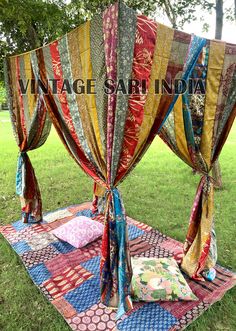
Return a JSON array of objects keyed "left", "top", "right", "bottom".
[
  {"left": 113, "top": 188, "right": 131, "bottom": 319},
  {"left": 64, "top": 277, "right": 100, "bottom": 312},
  {"left": 128, "top": 224, "right": 145, "bottom": 241},
  {"left": 182, "top": 35, "right": 207, "bottom": 152},
  {"left": 81, "top": 256, "right": 100, "bottom": 275},
  {"left": 28, "top": 263, "right": 51, "bottom": 285},
  {"left": 12, "top": 240, "right": 31, "bottom": 254},
  {"left": 52, "top": 241, "right": 76, "bottom": 254},
  {"left": 76, "top": 209, "right": 94, "bottom": 218},
  {"left": 12, "top": 220, "right": 30, "bottom": 232},
  {"left": 118, "top": 303, "right": 177, "bottom": 331},
  {"left": 16, "top": 152, "right": 24, "bottom": 196},
  {"left": 158, "top": 35, "right": 206, "bottom": 134}
]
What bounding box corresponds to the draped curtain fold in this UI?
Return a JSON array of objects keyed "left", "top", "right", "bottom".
[
  {"left": 4, "top": 0, "right": 236, "bottom": 319},
  {"left": 159, "top": 40, "right": 236, "bottom": 279},
  {"left": 21, "top": 2, "right": 193, "bottom": 317},
  {"left": 4, "top": 55, "right": 51, "bottom": 223}
]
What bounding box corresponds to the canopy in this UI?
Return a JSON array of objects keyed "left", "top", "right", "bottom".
[{"left": 4, "top": 0, "right": 236, "bottom": 318}]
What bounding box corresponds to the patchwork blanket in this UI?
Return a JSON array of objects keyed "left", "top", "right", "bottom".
[{"left": 0, "top": 202, "right": 235, "bottom": 331}]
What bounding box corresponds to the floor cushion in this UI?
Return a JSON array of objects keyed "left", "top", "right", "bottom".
[
  {"left": 131, "top": 257, "right": 197, "bottom": 302},
  {"left": 51, "top": 216, "right": 104, "bottom": 248}
]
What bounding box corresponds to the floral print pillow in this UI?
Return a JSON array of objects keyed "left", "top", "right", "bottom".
[
  {"left": 131, "top": 257, "right": 197, "bottom": 301},
  {"left": 51, "top": 216, "right": 104, "bottom": 248}
]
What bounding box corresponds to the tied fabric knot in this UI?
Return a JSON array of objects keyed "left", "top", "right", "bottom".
[
  {"left": 15, "top": 151, "right": 42, "bottom": 223},
  {"left": 101, "top": 186, "right": 133, "bottom": 319},
  {"left": 16, "top": 152, "right": 27, "bottom": 196},
  {"left": 202, "top": 174, "right": 214, "bottom": 196}
]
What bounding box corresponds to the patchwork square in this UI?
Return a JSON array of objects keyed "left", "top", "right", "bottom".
[
  {"left": 129, "top": 237, "right": 153, "bottom": 257},
  {"left": 21, "top": 245, "right": 59, "bottom": 267},
  {"left": 42, "top": 265, "right": 93, "bottom": 300},
  {"left": 127, "top": 217, "right": 152, "bottom": 232},
  {"left": 28, "top": 232, "right": 58, "bottom": 250},
  {"left": 53, "top": 297, "right": 77, "bottom": 318},
  {"left": 9, "top": 226, "right": 37, "bottom": 244},
  {"left": 12, "top": 220, "right": 30, "bottom": 232},
  {"left": 169, "top": 301, "right": 210, "bottom": 330},
  {"left": 80, "top": 256, "right": 100, "bottom": 276},
  {"left": 31, "top": 223, "right": 47, "bottom": 234},
  {"left": 46, "top": 241, "right": 101, "bottom": 276},
  {"left": 52, "top": 241, "right": 77, "bottom": 254},
  {"left": 159, "top": 237, "right": 183, "bottom": 252},
  {"left": 43, "top": 208, "right": 73, "bottom": 223},
  {"left": 12, "top": 240, "right": 31, "bottom": 254},
  {"left": 28, "top": 263, "right": 51, "bottom": 285},
  {"left": 39, "top": 283, "right": 54, "bottom": 301},
  {"left": 117, "top": 303, "right": 177, "bottom": 331},
  {"left": 0, "top": 225, "right": 16, "bottom": 241},
  {"left": 128, "top": 225, "right": 145, "bottom": 241},
  {"left": 137, "top": 245, "right": 172, "bottom": 258},
  {"left": 76, "top": 209, "right": 94, "bottom": 218},
  {"left": 68, "top": 202, "right": 92, "bottom": 214},
  {"left": 66, "top": 302, "right": 117, "bottom": 331},
  {"left": 140, "top": 229, "right": 168, "bottom": 245},
  {"left": 64, "top": 277, "right": 100, "bottom": 313}
]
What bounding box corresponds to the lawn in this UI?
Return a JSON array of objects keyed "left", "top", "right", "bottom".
[{"left": 0, "top": 110, "right": 235, "bottom": 331}]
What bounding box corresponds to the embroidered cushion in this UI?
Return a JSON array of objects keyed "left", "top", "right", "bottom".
[
  {"left": 131, "top": 257, "right": 197, "bottom": 301},
  {"left": 51, "top": 216, "right": 104, "bottom": 248}
]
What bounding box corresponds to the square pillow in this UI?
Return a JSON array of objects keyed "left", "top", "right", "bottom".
[
  {"left": 131, "top": 257, "right": 197, "bottom": 301},
  {"left": 51, "top": 216, "right": 104, "bottom": 248}
]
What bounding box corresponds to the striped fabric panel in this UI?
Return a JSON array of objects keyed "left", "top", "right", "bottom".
[
  {"left": 57, "top": 34, "right": 95, "bottom": 164},
  {"left": 90, "top": 14, "right": 108, "bottom": 159},
  {"left": 78, "top": 21, "right": 105, "bottom": 166},
  {"left": 200, "top": 40, "right": 225, "bottom": 169},
  {"left": 110, "top": 1, "right": 137, "bottom": 184},
  {"left": 67, "top": 24, "right": 106, "bottom": 176},
  {"left": 116, "top": 15, "right": 157, "bottom": 183},
  {"left": 103, "top": 2, "right": 118, "bottom": 184},
  {"left": 129, "top": 237, "right": 153, "bottom": 256}
]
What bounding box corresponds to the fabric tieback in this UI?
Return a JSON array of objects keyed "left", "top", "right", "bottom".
[
  {"left": 181, "top": 174, "right": 217, "bottom": 280},
  {"left": 16, "top": 152, "right": 42, "bottom": 223},
  {"left": 100, "top": 187, "right": 133, "bottom": 319}
]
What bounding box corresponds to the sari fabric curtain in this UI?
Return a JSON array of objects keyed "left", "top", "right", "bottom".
[
  {"left": 4, "top": 56, "right": 51, "bottom": 223},
  {"left": 4, "top": 1, "right": 224, "bottom": 317},
  {"left": 31, "top": 2, "right": 193, "bottom": 316},
  {"left": 159, "top": 40, "right": 236, "bottom": 280}
]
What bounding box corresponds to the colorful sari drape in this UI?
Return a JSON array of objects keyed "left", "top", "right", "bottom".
[
  {"left": 4, "top": 0, "right": 235, "bottom": 318},
  {"left": 4, "top": 55, "right": 51, "bottom": 223},
  {"left": 159, "top": 39, "right": 236, "bottom": 279}
]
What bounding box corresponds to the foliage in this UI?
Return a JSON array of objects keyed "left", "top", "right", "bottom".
[{"left": 0, "top": 81, "right": 7, "bottom": 105}]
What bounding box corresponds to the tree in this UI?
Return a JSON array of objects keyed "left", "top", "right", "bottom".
[
  {"left": 215, "top": 0, "right": 223, "bottom": 39},
  {"left": 0, "top": 81, "right": 6, "bottom": 106},
  {"left": 154, "top": 0, "right": 214, "bottom": 29}
]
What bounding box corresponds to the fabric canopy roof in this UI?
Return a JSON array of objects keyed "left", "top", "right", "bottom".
[{"left": 4, "top": 0, "right": 236, "bottom": 318}]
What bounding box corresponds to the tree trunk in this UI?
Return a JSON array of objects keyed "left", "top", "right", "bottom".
[
  {"left": 162, "top": 0, "right": 177, "bottom": 28},
  {"left": 215, "top": 0, "right": 223, "bottom": 39},
  {"left": 235, "top": 0, "right": 236, "bottom": 20}
]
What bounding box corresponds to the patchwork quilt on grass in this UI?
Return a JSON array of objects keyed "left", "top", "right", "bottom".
[{"left": 0, "top": 202, "right": 235, "bottom": 331}]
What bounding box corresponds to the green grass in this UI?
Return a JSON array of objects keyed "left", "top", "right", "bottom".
[{"left": 0, "top": 110, "right": 235, "bottom": 331}]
